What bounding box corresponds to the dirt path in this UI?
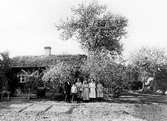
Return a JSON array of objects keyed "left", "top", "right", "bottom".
[{"left": 0, "top": 101, "right": 147, "bottom": 121}]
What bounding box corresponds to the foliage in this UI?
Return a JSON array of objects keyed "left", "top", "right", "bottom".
[
  {"left": 0, "top": 51, "right": 11, "bottom": 75},
  {"left": 81, "top": 50, "right": 112, "bottom": 80},
  {"left": 100, "top": 63, "right": 128, "bottom": 89},
  {"left": 125, "top": 65, "right": 140, "bottom": 82},
  {"left": 26, "top": 76, "right": 44, "bottom": 90},
  {"left": 129, "top": 47, "right": 167, "bottom": 93},
  {"left": 129, "top": 47, "right": 167, "bottom": 77},
  {"left": 56, "top": 1, "right": 128, "bottom": 54},
  {"left": 0, "top": 51, "right": 15, "bottom": 92},
  {"left": 154, "top": 65, "right": 167, "bottom": 94},
  {"left": 81, "top": 51, "right": 130, "bottom": 97},
  {"left": 42, "top": 62, "right": 83, "bottom": 92}
]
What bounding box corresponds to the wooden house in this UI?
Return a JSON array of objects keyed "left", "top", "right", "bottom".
[{"left": 10, "top": 47, "right": 87, "bottom": 86}]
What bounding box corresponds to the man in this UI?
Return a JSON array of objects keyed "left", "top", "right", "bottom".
[{"left": 64, "top": 78, "right": 71, "bottom": 103}]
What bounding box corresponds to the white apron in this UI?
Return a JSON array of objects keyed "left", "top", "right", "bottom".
[{"left": 89, "top": 82, "right": 96, "bottom": 98}]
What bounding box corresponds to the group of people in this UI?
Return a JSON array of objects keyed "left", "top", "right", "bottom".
[{"left": 64, "top": 78, "right": 103, "bottom": 103}]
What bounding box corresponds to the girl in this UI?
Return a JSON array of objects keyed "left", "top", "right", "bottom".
[{"left": 71, "top": 83, "right": 77, "bottom": 103}]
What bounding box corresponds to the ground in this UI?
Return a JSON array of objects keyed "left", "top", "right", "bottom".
[
  {"left": 0, "top": 93, "right": 167, "bottom": 121},
  {"left": 1, "top": 93, "right": 167, "bottom": 121},
  {"left": 0, "top": 100, "right": 143, "bottom": 121}
]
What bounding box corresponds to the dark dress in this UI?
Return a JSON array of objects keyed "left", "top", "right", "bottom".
[
  {"left": 64, "top": 81, "right": 71, "bottom": 102},
  {"left": 75, "top": 82, "right": 82, "bottom": 102}
]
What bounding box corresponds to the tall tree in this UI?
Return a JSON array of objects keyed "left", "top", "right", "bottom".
[
  {"left": 56, "top": 1, "right": 128, "bottom": 55},
  {"left": 129, "top": 47, "right": 167, "bottom": 77},
  {"left": 129, "top": 47, "right": 167, "bottom": 93},
  {"left": 0, "top": 51, "right": 12, "bottom": 92},
  {"left": 56, "top": 1, "right": 128, "bottom": 97}
]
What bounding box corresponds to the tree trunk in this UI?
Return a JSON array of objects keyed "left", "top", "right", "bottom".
[{"left": 50, "top": 89, "right": 57, "bottom": 100}]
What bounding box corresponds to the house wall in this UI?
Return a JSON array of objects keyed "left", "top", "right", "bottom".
[{"left": 11, "top": 67, "right": 45, "bottom": 84}]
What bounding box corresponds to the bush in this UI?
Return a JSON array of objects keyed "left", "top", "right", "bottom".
[
  {"left": 155, "top": 66, "right": 167, "bottom": 94},
  {"left": 81, "top": 51, "right": 130, "bottom": 97},
  {"left": 42, "top": 62, "right": 85, "bottom": 92}
]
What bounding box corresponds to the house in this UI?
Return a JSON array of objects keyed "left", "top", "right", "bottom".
[{"left": 10, "top": 47, "right": 87, "bottom": 86}]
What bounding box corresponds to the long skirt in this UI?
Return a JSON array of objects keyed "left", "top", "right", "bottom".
[
  {"left": 83, "top": 88, "right": 89, "bottom": 100},
  {"left": 89, "top": 87, "right": 96, "bottom": 98},
  {"left": 96, "top": 89, "right": 103, "bottom": 98}
]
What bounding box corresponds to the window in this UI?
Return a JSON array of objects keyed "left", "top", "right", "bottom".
[{"left": 20, "top": 76, "right": 27, "bottom": 83}]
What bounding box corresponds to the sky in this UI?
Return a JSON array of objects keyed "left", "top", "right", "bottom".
[{"left": 0, "top": 0, "right": 167, "bottom": 58}]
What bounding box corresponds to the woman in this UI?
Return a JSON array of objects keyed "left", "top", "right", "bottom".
[
  {"left": 82, "top": 79, "right": 89, "bottom": 102},
  {"left": 96, "top": 81, "right": 103, "bottom": 102},
  {"left": 89, "top": 78, "right": 96, "bottom": 102},
  {"left": 75, "top": 78, "right": 83, "bottom": 103}
]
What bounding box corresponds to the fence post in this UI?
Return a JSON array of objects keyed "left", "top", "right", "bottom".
[{"left": 27, "top": 89, "right": 30, "bottom": 99}]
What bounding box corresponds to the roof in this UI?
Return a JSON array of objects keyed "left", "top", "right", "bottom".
[
  {"left": 11, "top": 66, "right": 46, "bottom": 69},
  {"left": 10, "top": 54, "right": 87, "bottom": 67}
]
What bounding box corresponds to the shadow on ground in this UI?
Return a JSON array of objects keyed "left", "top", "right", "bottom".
[
  {"left": 1, "top": 91, "right": 167, "bottom": 109},
  {"left": 104, "top": 90, "right": 167, "bottom": 105}
]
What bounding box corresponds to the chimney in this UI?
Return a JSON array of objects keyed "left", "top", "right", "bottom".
[{"left": 44, "top": 46, "right": 51, "bottom": 56}]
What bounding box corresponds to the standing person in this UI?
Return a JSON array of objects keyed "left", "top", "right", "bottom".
[
  {"left": 64, "top": 78, "right": 71, "bottom": 103},
  {"left": 75, "top": 78, "right": 82, "bottom": 103},
  {"left": 82, "top": 79, "right": 89, "bottom": 102},
  {"left": 96, "top": 81, "right": 103, "bottom": 102},
  {"left": 71, "top": 82, "right": 77, "bottom": 103},
  {"left": 89, "top": 78, "right": 96, "bottom": 102}
]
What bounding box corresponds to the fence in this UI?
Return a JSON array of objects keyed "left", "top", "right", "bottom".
[{"left": 15, "top": 88, "right": 37, "bottom": 99}]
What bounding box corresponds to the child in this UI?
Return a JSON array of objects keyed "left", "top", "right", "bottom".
[{"left": 71, "top": 83, "right": 77, "bottom": 103}]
